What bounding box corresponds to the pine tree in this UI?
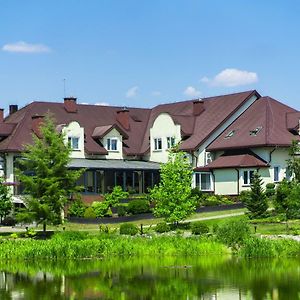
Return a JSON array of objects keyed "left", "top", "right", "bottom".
[
  {"left": 15, "top": 115, "right": 82, "bottom": 232},
  {"left": 243, "top": 171, "right": 268, "bottom": 219},
  {"left": 287, "top": 140, "right": 300, "bottom": 182},
  {"left": 0, "top": 177, "right": 12, "bottom": 223},
  {"left": 150, "top": 147, "right": 196, "bottom": 224}
]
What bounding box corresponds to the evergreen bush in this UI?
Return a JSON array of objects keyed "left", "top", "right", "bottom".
[
  {"left": 191, "top": 222, "right": 209, "bottom": 235},
  {"left": 155, "top": 222, "right": 171, "bottom": 233},
  {"left": 127, "top": 200, "right": 150, "bottom": 215},
  {"left": 84, "top": 207, "right": 96, "bottom": 219},
  {"left": 68, "top": 199, "right": 86, "bottom": 217}
]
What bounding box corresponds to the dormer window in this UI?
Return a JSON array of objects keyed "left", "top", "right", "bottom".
[
  {"left": 107, "top": 138, "right": 118, "bottom": 151},
  {"left": 68, "top": 137, "right": 79, "bottom": 150},
  {"left": 224, "top": 130, "right": 235, "bottom": 139},
  {"left": 250, "top": 126, "right": 262, "bottom": 136}
]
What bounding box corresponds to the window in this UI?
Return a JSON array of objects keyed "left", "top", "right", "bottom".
[
  {"left": 249, "top": 126, "right": 262, "bottom": 136},
  {"left": 243, "top": 170, "right": 254, "bottom": 185},
  {"left": 274, "top": 166, "right": 280, "bottom": 182},
  {"left": 195, "top": 172, "right": 212, "bottom": 191},
  {"left": 167, "top": 137, "right": 176, "bottom": 149},
  {"left": 225, "top": 130, "right": 235, "bottom": 139},
  {"left": 154, "top": 138, "right": 162, "bottom": 150},
  {"left": 107, "top": 138, "right": 118, "bottom": 151},
  {"left": 68, "top": 137, "right": 79, "bottom": 150},
  {"left": 205, "top": 152, "right": 214, "bottom": 165}
]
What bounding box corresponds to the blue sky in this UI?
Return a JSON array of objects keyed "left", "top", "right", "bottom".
[{"left": 1, "top": 1, "right": 300, "bottom": 113}]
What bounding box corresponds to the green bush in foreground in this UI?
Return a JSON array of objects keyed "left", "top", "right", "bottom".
[
  {"left": 191, "top": 222, "right": 209, "bottom": 235},
  {"left": 119, "top": 223, "right": 139, "bottom": 235},
  {"left": 155, "top": 222, "right": 171, "bottom": 233},
  {"left": 83, "top": 207, "right": 96, "bottom": 219},
  {"left": 127, "top": 200, "right": 150, "bottom": 215},
  {"left": 216, "top": 218, "right": 250, "bottom": 249}
]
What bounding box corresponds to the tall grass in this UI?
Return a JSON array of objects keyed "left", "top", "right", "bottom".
[
  {"left": 0, "top": 233, "right": 229, "bottom": 260},
  {"left": 240, "top": 237, "right": 300, "bottom": 258}
]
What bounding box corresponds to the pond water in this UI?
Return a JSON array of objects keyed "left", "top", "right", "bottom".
[{"left": 0, "top": 256, "right": 300, "bottom": 299}]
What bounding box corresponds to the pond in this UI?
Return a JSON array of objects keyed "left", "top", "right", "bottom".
[{"left": 0, "top": 256, "right": 300, "bottom": 299}]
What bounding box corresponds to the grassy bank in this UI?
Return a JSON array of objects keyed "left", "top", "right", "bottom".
[{"left": 0, "top": 233, "right": 229, "bottom": 260}]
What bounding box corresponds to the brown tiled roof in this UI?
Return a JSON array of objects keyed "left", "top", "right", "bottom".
[
  {"left": 286, "top": 112, "right": 300, "bottom": 131},
  {"left": 92, "top": 124, "right": 129, "bottom": 139},
  {"left": 0, "top": 123, "right": 16, "bottom": 137},
  {"left": 207, "top": 97, "right": 300, "bottom": 151},
  {"left": 0, "top": 102, "right": 150, "bottom": 155},
  {"left": 194, "top": 154, "right": 269, "bottom": 171},
  {"left": 139, "top": 90, "right": 259, "bottom": 154}
]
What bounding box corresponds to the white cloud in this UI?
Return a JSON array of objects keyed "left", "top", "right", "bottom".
[
  {"left": 2, "top": 41, "right": 51, "bottom": 53},
  {"left": 95, "top": 102, "right": 109, "bottom": 106},
  {"left": 152, "top": 91, "right": 161, "bottom": 96},
  {"left": 126, "top": 86, "right": 138, "bottom": 98},
  {"left": 201, "top": 68, "right": 258, "bottom": 87},
  {"left": 183, "top": 86, "right": 201, "bottom": 98}
]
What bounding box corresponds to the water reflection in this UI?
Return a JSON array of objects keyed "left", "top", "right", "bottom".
[{"left": 0, "top": 256, "right": 300, "bottom": 299}]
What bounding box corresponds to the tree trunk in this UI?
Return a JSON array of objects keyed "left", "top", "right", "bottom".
[{"left": 43, "top": 222, "right": 46, "bottom": 233}]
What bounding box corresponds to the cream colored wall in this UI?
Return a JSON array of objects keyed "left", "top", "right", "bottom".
[
  {"left": 103, "top": 128, "right": 123, "bottom": 159},
  {"left": 149, "top": 113, "right": 181, "bottom": 163},
  {"left": 214, "top": 169, "right": 238, "bottom": 195},
  {"left": 4, "top": 153, "right": 15, "bottom": 194},
  {"left": 62, "top": 121, "right": 85, "bottom": 158}
]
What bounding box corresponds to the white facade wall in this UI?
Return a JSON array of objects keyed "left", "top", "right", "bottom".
[
  {"left": 149, "top": 113, "right": 181, "bottom": 163},
  {"left": 102, "top": 128, "right": 123, "bottom": 160},
  {"left": 214, "top": 169, "right": 238, "bottom": 195},
  {"left": 62, "top": 121, "right": 85, "bottom": 159}
]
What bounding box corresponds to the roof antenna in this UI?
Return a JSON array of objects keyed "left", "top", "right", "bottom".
[{"left": 63, "top": 78, "right": 66, "bottom": 98}]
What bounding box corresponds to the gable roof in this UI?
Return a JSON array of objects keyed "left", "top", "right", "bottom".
[
  {"left": 207, "top": 96, "right": 300, "bottom": 151},
  {"left": 139, "top": 90, "right": 259, "bottom": 154}
]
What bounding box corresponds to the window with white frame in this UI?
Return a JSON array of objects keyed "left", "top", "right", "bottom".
[
  {"left": 243, "top": 170, "right": 254, "bottom": 185},
  {"left": 205, "top": 152, "right": 214, "bottom": 165},
  {"left": 107, "top": 138, "right": 118, "bottom": 151},
  {"left": 68, "top": 137, "right": 79, "bottom": 150},
  {"left": 195, "top": 172, "right": 212, "bottom": 191},
  {"left": 274, "top": 166, "right": 280, "bottom": 182},
  {"left": 166, "top": 136, "right": 176, "bottom": 149},
  {"left": 154, "top": 138, "right": 162, "bottom": 151}
]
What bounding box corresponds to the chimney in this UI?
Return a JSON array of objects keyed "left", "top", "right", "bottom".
[
  {"left": 0, "top": 109, "right": 4, "bottom": 122},
  {"left": 9, "top": 105, "right": 18, "bottom": 115},
  {"left": 116, "top": 107, "right": 130, "bottom": 130},
  {"left": 31, "top": 115, "right": 44, "bottom": 138},
  {"left": 193, "top": 99, "right": 205, "bottom": 116},
  {"left": 64, "top": 97, "right": 77, "bottom": 113}
]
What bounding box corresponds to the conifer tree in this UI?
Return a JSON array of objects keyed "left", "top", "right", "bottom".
[
  {"left": 15, "top": 115, "right": 82, "bottom": 232},
  {"left": 242, "top": 171, "right": 268, "bottom": 219}
]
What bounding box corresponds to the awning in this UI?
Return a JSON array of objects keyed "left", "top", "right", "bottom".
[
  {"left": 194, "top": 154, "right": 269, "bottom": 171},
  {"left": 68, "top": 158, "right": 160, "bottom": 170}
]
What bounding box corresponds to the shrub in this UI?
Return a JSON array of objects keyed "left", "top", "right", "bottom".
[
  {"left": 191, "top": 222, "right": 209, "bottom": 235},
  {"left": 104, "top": 186, "right": 129, "bottom": 207},
  {"left": 117, "top": 205, "right": 127, "bottom": 217},
  {"left": 1, "top": 216, "right": 16, "bottom": 226},
  {"left": 127, "top": 200, "right": 150, "bottom": 215},
  {"left": 155, "top": 222, "right": 171, "bottom": 233},
  {"left": 84, "top": 207, "right": 96, "bottom": 219},
  {"left": 68, "top": 199, "right": 86, "bottom": 217},
  {"left": 92, "top": 201, "right": 112, "bottom": 218},
  {"left": 119, "top": 223, "right": 139, "bottom": 235},
  {"left": 265, "top": 183, "right": 276, "bottom": 198},
  {"left": 216, "top": 218, "right": 250, "bottom": 249},
  {"left": 52, "top": 231, "right": 88, "bottom": 241}
]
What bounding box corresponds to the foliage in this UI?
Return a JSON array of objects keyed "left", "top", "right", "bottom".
[
  {"left": 0, "top": 177, "right": 12, "bottom": 222},
  {"left": 265, "top": 183, "right": 276, "bottom": 199},
  {"left": 150, "top": 148, "right": 196, "bottom": 223},
  {"left": 202, "top": 195, "right": 233, "bottom": 206},
  {"left": 191, "top": 222, "right": 209, "bottom": 235},
  {"left": 155, "top": 222, "right": 171, "bottom": 233},
  {"left": 15, "top": 115, "right": 83, "bottom": 231},
  {"left": 216, "top": 218, "right": 251, "bottom": 249},
  {"left": 287, "top": 140, "right": 300, "bottom": 181},
  {"left": 83, "top": 207, "right": 96, "bottom": 219},
  {"left": 241, "top": 172, "right": 268, "bottom": 219},
  {"left": 116, "top": 204, "right": 127, "bottom": 217},
  {"left": 68, "top": 199, "right": 86, "bottom": 217},
  {"left": 119, "top": 223, "right": 139, "bottom": 235},
  {"left": 274, "top": 179, "right": 300, "bottom": 219},
  {"left": 127, "top": 199, "right": 151, "bottom": 215},
  {"left": 91, "top": 201, "right": 112, "bottom": 218},
  {"left": 104, "top": 186, "right": 129, "bottom": 207}
]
